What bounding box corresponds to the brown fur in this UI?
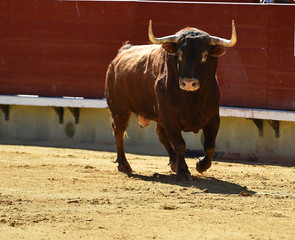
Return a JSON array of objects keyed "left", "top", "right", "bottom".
[{"left": 105, "top": 27, "right": 226, "bottom": 181}]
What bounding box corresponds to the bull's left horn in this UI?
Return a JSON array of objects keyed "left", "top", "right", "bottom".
[
  {"left": 210, "top": 20, "right": 237, "bottom": 47},
  {"left": 148, "top": 20, "right": 180, "bottom": 44}
]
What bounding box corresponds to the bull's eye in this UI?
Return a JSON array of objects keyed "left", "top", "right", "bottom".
[
  {"left": 201, "top": 51, "right": 208, "bottom": 63},
  {"left": 177, "top": 50, "right": 183, "bottom": 62}
]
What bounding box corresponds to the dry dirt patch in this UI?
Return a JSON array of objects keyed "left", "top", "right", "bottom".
[{"left": 0, "top": 144, "right": 294, "bottom": 239}]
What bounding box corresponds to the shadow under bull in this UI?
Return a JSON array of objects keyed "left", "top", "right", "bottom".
[{"left": 129, "top": 172, "right": 256, "bottom": 195}]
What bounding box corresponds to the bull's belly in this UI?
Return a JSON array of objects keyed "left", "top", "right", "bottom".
[
  {"left": 178, "top": 115, "right": 208, "bottom": 133},
  {"left": 137, "top": 114, "right": 202, "bottom": 133}
]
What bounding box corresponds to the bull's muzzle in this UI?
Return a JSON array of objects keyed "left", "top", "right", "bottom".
[{"left": 179, "top": 78, "right": 200, "bottom": 91}]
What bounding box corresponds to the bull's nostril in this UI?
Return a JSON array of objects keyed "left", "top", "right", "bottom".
[{"left": 180, "top": 78, "right": 199, "bottom": 91}]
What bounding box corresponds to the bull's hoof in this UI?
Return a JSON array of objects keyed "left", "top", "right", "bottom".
[
  {"left": 169, "top": 162, "right": 178, "bottom": 173},
  {"left": 176, "top": 171, "right": 192, "bottom": 182},
  {"left": 117, "top": 164, "right": 133, "bottom": 174},
  {"left": 196, "top": 157, "right": 212, "bottom": 173},
  {"left": 116, "top": 160, "right": 133, "bottom": 174}
]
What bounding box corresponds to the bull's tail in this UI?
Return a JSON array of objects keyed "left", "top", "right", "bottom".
[{"left": 105, "top": 62, "right": 115, "bottom": 101}]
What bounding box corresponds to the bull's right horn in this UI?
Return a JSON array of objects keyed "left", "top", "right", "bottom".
[
  {"left": 148, "top": 20, "right": 180, "bottom": 44},
  {"left": 210, "top": 20, "right": 237, "bottom": 47}
]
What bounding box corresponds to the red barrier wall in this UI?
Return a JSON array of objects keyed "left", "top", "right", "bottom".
[{"left": 1, "top": 1, "right": 295, "bottom": 110}]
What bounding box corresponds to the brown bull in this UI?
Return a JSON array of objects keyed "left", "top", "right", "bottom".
[{"left": 105, "top": 20, "right": 237, "bottom": 181}]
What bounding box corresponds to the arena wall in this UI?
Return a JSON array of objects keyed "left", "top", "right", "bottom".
[
  {"left": 0, "top": 105, "right": 294, "bottom": 165},
  {"left": 1, "top": 0, "right": 295, "bottom": 110},
  {"left": 1, "top": 1, "right": 295, "bottom": 164}
]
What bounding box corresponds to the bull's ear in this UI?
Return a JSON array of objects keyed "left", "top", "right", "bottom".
[
  {"left": 162, "top": 42, "right": 177, "bottom": 54},
  {"left": 211, "top": 45, "right": 226, "bottom": 57}
]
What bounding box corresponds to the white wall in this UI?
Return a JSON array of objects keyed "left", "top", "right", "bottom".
[{"left": 0, "top": 105, "right": 294, "bottom": 164}]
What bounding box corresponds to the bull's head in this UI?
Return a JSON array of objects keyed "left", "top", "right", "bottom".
[{"left": 148, "top": 20, "right": 237, "bottom": 91}]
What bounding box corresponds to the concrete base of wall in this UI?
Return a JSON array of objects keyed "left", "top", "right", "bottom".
[{"left": 0, "top": 105, "right": 294, "bottom": 165}]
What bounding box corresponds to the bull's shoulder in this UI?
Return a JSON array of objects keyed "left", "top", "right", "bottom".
[
  {"left": 113, "top": 44, "right": 164, "bottom": 71},
  {"left": 117, "top": 44, "right": 162, "bottom": 56}
]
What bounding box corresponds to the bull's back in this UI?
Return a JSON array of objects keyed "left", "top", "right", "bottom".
[{"left": 106, "top": 44, "right": 163, "bottom": 119}]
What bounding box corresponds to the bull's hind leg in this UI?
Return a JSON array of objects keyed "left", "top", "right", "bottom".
[
  {"left": 156, "top": 124, "right": 177, "bottom": 173},
  {"left": 111, "top": 111, "right": 132, "bottom": 173},
  {"left": 197, "top": 115, "right": 220, "bottom": 173}
]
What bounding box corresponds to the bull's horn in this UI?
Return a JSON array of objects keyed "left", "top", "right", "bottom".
[
  {"left": 148, "top": 20, "right": 180, "bottom": 44},
  {"left": 210, "top": 20, "right": 237, "bottom": 47}
]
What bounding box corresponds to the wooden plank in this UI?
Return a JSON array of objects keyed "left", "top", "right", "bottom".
[
  {"left": 220, "top": 106, "right": 295, "bottom": 122},
  {"left": 267, "top": 5, "right": 295, "bottom": 110},
  {"left": 1, "top": 94, "right": 294, "bottom": 123},
  {"left": 267, "top": 88, "right": 295, "bottom": 110},
  {"left": 0, "top": 95, "right": 108, "bottom": 108},
  {"left": 1, "top": 1, "right": 295, "bottom": 110},
  {"left": 268, "top": 70, "right": 295, "bottom": 89},
  {"left": 219, "top": 86, "right": 268, "bottom": 109}
]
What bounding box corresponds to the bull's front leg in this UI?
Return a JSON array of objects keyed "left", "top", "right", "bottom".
[
  {"left": 165, "top": 128, "right": 192, "bottom": 181},
  {"left": 156, "top": 124, "right": 178, "bottom": 173},
  {"left": 197, "top": 115, "right": 220, "bottom": 173}
]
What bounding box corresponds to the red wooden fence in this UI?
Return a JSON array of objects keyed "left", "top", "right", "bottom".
[{"left": 1, "top": 1, "right": 295, "bottom": 110}]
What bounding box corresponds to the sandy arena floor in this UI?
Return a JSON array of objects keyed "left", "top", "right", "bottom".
[{"left": 0, "top": 144, "right": 294, "bottom": 239}]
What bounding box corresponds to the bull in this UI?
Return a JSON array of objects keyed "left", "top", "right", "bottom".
[{"left": 105, "top": 20, "right": 237, "bottom": 181}]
